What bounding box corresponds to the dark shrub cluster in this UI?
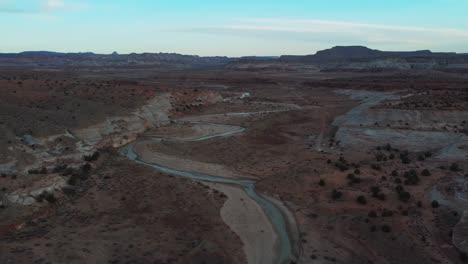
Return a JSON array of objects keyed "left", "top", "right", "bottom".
[
  {"left": 28, "top": 167, "right": 47, "bottom": 175},
  {"left": 36, "top": 191, "right": 57, "bottom": 203},
  {"left": 347, "top": 173, "right": 362, "bottom": 185},
  {"left": 370, "top": 186, "right": 386, "bottom": 200},
  {"left": 403, "top": 169, "right": 419, "bottom": 185},
  {"left": 83, "top": 151, "right": 100, "bottom": 162}
]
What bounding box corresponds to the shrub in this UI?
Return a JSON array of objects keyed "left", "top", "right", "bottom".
[
  {"left": 381, "top": 225, "right": 392, "bottom": 233},
  {"left": 382, "top": 209, "right": 393, "bottom": 217},
  {"left": 368, "top": 210, "right": 377, "bottom": 218},
  {"left": 395, "top": 185, "right": 404, "bottom": 193},
  {"left": 44, "top": 192, "right": 57, "bottom": 203},
  {"left": 391, "top": 170, "right": 398, "bottom": 177},
  {"left": 400, "top": 151, "right": 411, "bottom": 164},
  {"left": 403, "top": 170, "right": 419, "bottom": 185},
  {"left": 431, "top": 200, "right": 440, "bottom": 208},
  {"left": 375, "top": 153, "right": 386, "bottom": 162},
  {"left": 347, "top": 174, "right": 362, "bottom": 184},
  {"left": 371, "top": 164, "right": 382, "bottom": 171},
  {"left": 398, "top": 191, "right": 411, "bottom": 203},
  {"left": 318, "top": 179, "right": 325, "bottom": 186},
  {"left": 332, "top": 189, "right": 343, "bottom": 200},
  {"left": 377, "top": 193, "right": 386, "bottom": 201},
  {"left": 450, "top": 163, "right": 460, "bottom": 172},
  {"left": 52, "top": 164, "right": 68, "bottom": 173},
  {"left": 421, "top": 169, "right": 431, "bottom": 176},
  {"left": 356, "top": 195, "right": 367, "bottom": 205},
  {"left": 61, "top": 186, "right": 75, "bottom": 196},
  {"left": 335, "top": 162, "right": 349, "bottom": 171},
  {"left": 383, "top": 143, "right": 392, "bottom": 151},
  {"left": 81, "top": 163, "right": 91, "bottom": 173},
  {"left": 36, "top": 191, "right": 57, "bottom": 203},
  {"left": 28, "top": 167, "right": 47, "bottom": 175},
  {"left": 83, "top": 151, "right": 100, "bottom": 162},
  {"left": 371, "top": 186, "right": 385, "bottom": 200}
]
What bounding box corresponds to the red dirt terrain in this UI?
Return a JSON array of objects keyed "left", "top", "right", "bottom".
[{"left": 1, "top": 52, "right": 467, "bottom": 264}]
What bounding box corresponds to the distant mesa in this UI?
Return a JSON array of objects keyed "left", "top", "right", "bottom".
[{"left": 280, "top": 45, "right": 458, "bottom": 62}]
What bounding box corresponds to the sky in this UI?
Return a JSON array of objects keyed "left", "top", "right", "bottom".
[{"left": 1, "top": 0, "right": 468, "bottom": 56}]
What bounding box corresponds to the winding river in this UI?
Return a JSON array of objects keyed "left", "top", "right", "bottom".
[{"left": 119, "top": 122, "right": 296, "bottom": 264}]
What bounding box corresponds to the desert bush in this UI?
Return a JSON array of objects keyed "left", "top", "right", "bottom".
[
  {"left": 450, "top": 163, "right": 460, "bottom": 172},
  {"left": 356, "top": 195, "right": 367, "bottom": 205},
  {"left": 83, "top": 151, "right": 100, "bottom": 162},
  {"left": 398, "top": 191, "right": 411, "bottom": 203},
  {"left": 332, "top": 189, "right": 343, "bottom": 200},
  {"left": 382, "top": 209, "right": 393, "bottom": 217},
  {"left": 368, "top": 210, "right": 377, "bottom": 218},
  {"left": 395, "top": 185, "right": 404, "bottom": 193},
  {"left": 347, "top": 174, "right": 362, "bottom": 184},
  {"left": 318, "top": 179, "right": 325, "bottom": 186},
  {"left": 371, "top": 164, "right": 382, "bottom": 171},
  {"left": 28, "top": 167, "right": 47, "bottom": 175},
  {"left": 400, "top": 150, "right": 411, "bottom": 164},
  {"left": 421, "top": 169, "right": 431, "bottom": 176},
  {"left": 431, "top": 200, "right": 440, "bottom": 208},
  {"left": 381, "top": 225, "right": 392, "bottom": 233},
  {"left": 403, "top": 170, "right": 419, "bottom": 185},
  {"left": 52, "top": 164, "right": 68, "bottom": 173},
  {"left": 36, "top": 191, "right": 57, "bottom": 203},
  {"left": 370, "top": 186, "right": 385, "bottom": 200}
]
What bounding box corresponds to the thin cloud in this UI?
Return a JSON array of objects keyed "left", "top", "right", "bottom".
[
  {"left": 42, "top": 0, "right": 90, "bottom": 12},
  {"left": 232, "top": 18, "right": 468, "bottom": 38},
  {"left": 181, "top": 18, "right": 468, "bottom": 51},
  {"left": 43, "top": 0, "right": 65, "bottom": 9},
  {"left": 0, "top": 7, "right": 26, "bottom": 13}
]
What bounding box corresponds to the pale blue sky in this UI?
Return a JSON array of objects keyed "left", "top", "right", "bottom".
[{"left": 1, "top": 0, "right": 468, "bottom": 56}]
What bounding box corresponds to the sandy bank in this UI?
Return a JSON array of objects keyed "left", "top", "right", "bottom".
[{"left": 205, "top": 182, "right": 278, "bottom": 264}]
